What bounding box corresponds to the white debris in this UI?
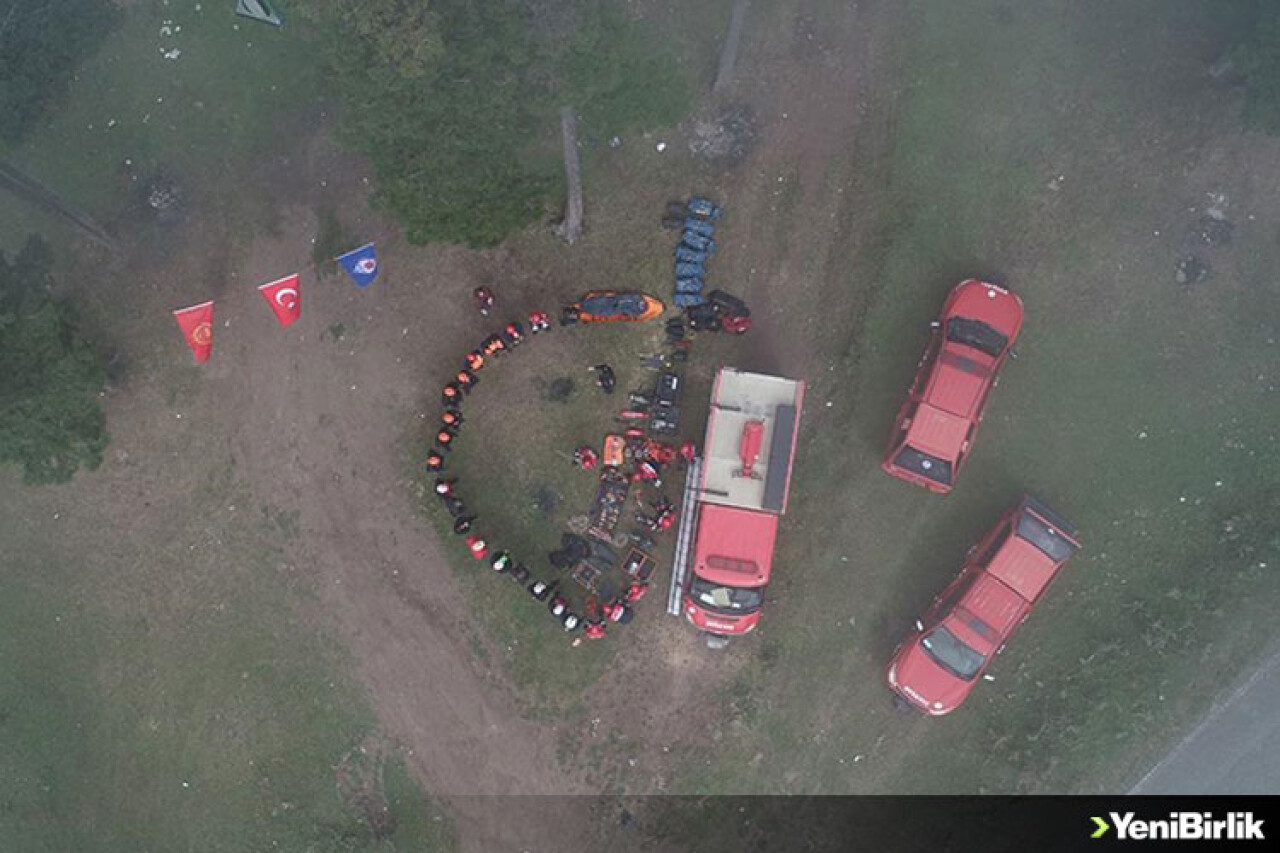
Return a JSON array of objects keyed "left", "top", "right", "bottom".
[
  {"left": 1137, "top": 431, "right": 1147, "bottom": 439},
  {"left": 655, "top": 141, "right": 667, "bottom": 152}
]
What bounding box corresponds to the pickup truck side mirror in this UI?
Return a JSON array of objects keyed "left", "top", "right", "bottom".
[
  {"left": 914, "top": 620, "right": 924, "bottom": 632},
  {"left": 928, "top": 321, "right": 941, "bottom": 330}
]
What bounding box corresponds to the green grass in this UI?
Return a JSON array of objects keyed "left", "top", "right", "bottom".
[
  {"left": 0, "top": 463, "right": 456, "bottom": 852},
  {"left": 412, "top": 323, "right": 665, "bottom": 714},
  {"left": 0, "top": 5, "right": 454, "bottom": 848},
  {"left": 0, "top": 3, "right": 320, "bottom": 252},
  {"left": 399, "top": 0, "right": 740, "bottom": 717},
  {"left": 650, "top": 0, "right": 1280, "bottom": 795}
]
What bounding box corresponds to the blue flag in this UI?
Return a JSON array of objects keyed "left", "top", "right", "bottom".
[{"left": 336, "top": 243, "right": 379, "bottom": 288}]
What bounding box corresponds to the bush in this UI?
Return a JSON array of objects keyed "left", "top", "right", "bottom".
[
  {"left": 0, "top": 237, "right": 109, "bottom": 484},
  {"left": 313, "top": 0, "right": 691, "bottom": 247},
  {"left": 0, "top": 0, "right": 120, "bottom": 146}
]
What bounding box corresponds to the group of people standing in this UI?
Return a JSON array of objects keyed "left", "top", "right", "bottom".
[{"left": 425, "top": 286, "right": 652, "bottom": 640}]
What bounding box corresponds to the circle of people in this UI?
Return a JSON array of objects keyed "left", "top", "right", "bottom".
[{"left": 424, "top": 287, "right": 673, "bottom": 641}]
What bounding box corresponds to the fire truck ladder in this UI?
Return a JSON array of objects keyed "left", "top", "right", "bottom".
[{"left": 667, "top": 455, "right": 703, "bottom": 616}]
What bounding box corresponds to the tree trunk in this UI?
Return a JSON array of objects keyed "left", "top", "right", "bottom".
[
  {"left": 713, "top": 0, "right": 751, "bottom": 94},
  {"left": 554, "top": 106, "right": 583, "bottom": 245}
]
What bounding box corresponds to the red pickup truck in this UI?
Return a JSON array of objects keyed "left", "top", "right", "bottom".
[
  {"left": 887, "top": 495, "right": 1080, "bottom": 715},
  {"left": 882, "top": 279, "right": 1023, "bottom": 493}
]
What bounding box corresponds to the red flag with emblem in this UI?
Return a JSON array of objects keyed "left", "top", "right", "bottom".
[
  {"left": 257, "top": 273, "right": 301, "bottom": 327},
  {"left": 173, "top": 301, "right": 215, "bottom": 363}
]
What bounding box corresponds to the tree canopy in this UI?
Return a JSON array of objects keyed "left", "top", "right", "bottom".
[
  {"left": 311, "top": 0, "right": 691, "bottom": 247},
  {"left": 0, "top": 238, "right": 109, "bottom": 484}
]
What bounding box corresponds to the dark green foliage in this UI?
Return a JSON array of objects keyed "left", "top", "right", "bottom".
[
  {"left": 0, "top": 237, "right": 108, "bottom": 484},
  {"left": 314, "top": 0, "right": 691, "bottom": 247},
  {"left": 0, "top": 0, "right": 120, "bottom": 146},
  {"left": 561, "top": 6, "right": 693, "bottom": 135}
]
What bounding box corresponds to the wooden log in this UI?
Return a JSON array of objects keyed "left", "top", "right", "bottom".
[
  {"left": 554, "top": 106, "right": 584, "bottom": 245},
  {"left": 713, "top": 0, "right": 751, "bottom": 94}
]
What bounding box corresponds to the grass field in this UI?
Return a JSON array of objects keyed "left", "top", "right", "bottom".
[
  {"left": 412, "top": 0, "right": 1280, "bottom": 803},
  {"left": 0, "top": 458, "right": 455, "bottom": 851},
  {"left": 654, "top": 0, "right": 1280, "bottom": 798},
  {"left": 7, "top": 0, "right": 1280, "bottom": 848},
  {"left": 1, "top": 3, "right": 318, "bottom": 222},
  {"left": 0, "top": 6, "right": 456, "bottom": 850}
]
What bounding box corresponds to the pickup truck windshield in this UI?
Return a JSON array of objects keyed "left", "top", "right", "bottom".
[
  {"left": 921, "top": 625, "right": 986, "bottom": 681},
  {"left": 690, "top": 576, "right": 763, "bottom": 612},
  {"left": 946, "top": 317, "right": 1008, "bottom": 358}
]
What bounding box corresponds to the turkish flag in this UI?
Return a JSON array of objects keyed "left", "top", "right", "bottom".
[
  {"left": 173, "top": 301, "right": 215, "bottom": 363},
  {"left": 257, "top": 273, "right": 301, "bottom": 327}
]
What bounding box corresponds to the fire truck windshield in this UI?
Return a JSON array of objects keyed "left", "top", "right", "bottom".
[{"left": 690, "top": 576, "right": 763, "bottom": 612}]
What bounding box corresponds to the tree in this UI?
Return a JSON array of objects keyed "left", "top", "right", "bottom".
[
  {"left": 0, "top": 0, "right": 119, "bottom": 145},
  {"left": 311, "top": 0, "right": 690, "bottom": 248},
  {"left": 0, "top": 237, "right": 108, "bottom": 484}
]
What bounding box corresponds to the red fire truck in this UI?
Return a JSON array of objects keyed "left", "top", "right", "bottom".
[{"left": 669, "top": 369, "right": 805, "bottom": 647}]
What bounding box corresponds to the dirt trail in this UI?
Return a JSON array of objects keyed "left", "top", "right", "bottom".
[{"left": 215, "top": 199, "right": 593, "bottom": 848}]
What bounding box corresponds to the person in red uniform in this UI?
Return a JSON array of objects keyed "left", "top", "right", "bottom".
[
  {"left": 473, "top": 286, "right": 495, "bottom": 317},
  {"left": 722, "top": 315, "right": 752, "bottom": 335},
  {"left": 481, "top": 333, "right": 506, "bottom": 358},
  {"left": 502, "top": 321, "right": 525, "bottom": 347},
  {"left": 528, "top": 310, "right": 551, "bottom": 333},
  {"left": 465, "top": 350, "right": 485, "bottom": 372},
  {"left": 678, "top": 440, "right": 696, "bottom": 466},
  {"left": 573, "top": 446, "right": 599, "bottom": 470},
  {"left": 466, "top": 535, "right": 489, "bottom": 560},
  {"left": 625, "top": 582, "right": 649, "bottom": 603}
]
